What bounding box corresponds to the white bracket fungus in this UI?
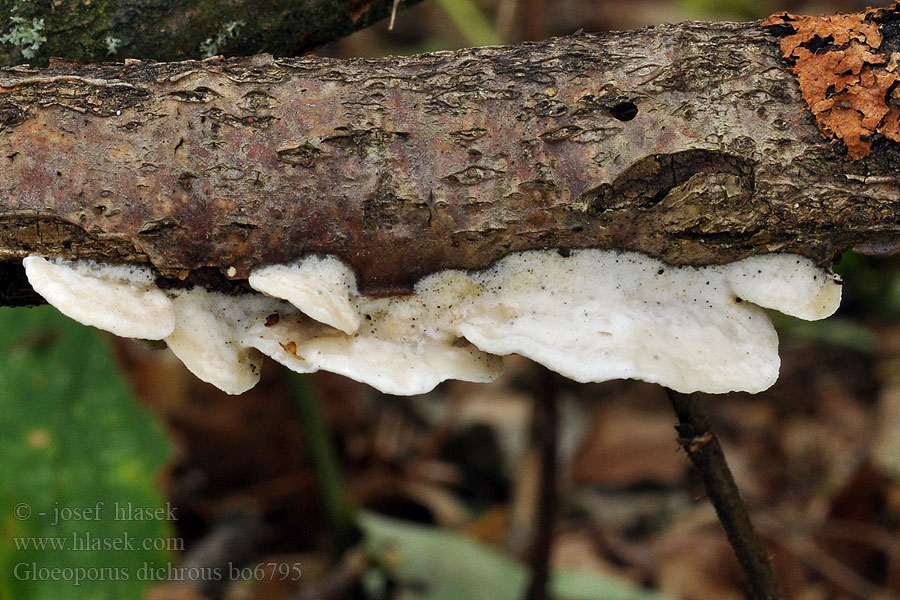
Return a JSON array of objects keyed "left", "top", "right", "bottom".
[
  {"left": 164, "top": 288, "right": 273, "bottom": 395},
  {"left": 22, "top": 256, "right": 175, "bottom": 340},
  {"left": 248, "top": 255, "right": 360, "bottom": 334},
  {"left": 243, "top": 275, "right": 504, "bottom": 396},
  {"left": 22, "top": 249, "right": 842, "bottom": 396},
  {"left": 448, "top": 251, "right": 840, "bottom": 394}
]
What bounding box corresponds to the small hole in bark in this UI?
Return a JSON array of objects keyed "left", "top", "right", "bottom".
[{"left": 611, "top": 101, "right": 638, "bottom": 121}]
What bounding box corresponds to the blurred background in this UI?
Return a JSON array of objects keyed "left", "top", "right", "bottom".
[{"left": 3, "top": 0, "right": 900, "bottom": 599}]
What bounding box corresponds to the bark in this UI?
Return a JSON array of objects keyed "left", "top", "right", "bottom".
[
  {"left": 0, "top": 0, "right": 423, "bottom": 67},
  {"left": 3, "top": 9, "right": 900, "bottom": 305}
]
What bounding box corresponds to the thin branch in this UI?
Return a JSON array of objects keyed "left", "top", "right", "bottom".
[
  {"left": 665, "top": 388, "right": 785, "bottom": 600},
  {"left": 0, "top": 0, "right": 426, "bottom": 67},
  {"left": 389, "top": 0, "right": 402, "bottom": 30},
  {"left": 523, "top": 369, "right": 559, "bottom": 600}
]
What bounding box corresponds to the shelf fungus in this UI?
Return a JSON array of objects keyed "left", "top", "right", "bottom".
[{"left": 22, "top": 250, "right": 842, "bottom": 396}]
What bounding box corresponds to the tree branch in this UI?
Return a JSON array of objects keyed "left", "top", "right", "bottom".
[
  {"left": 0, "top": 0, "right": 424, "bottom": 67},
  {"left": 3, "top": 8, "right": 900, "bottom": 304}
]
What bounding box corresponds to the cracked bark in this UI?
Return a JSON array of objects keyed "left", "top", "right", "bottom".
[
  {"left": 3, "top": 9, "right": 900, "bottom": 306},
  {"left": 0, "top": 0, "right": 424, "bottom": 67}
]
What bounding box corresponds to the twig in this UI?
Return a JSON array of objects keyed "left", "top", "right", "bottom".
[
  {"left": 665, "top": 388, "right": 785, "bottom": 600},
  {"left": 523, "top": 369, "right": 559, "bottom": 600},
  {"left": 388, "top": 0, "right": 400, "bottom": 30}
]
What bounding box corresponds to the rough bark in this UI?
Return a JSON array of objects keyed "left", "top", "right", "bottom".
[
  {"left": 0, "top": 0, "right": 423, "bottom": 67},
  {"left": 3, "top": 10, "right": 900, "bottom": 305}
]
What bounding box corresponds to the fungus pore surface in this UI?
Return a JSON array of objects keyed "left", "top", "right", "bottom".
[{"left": 23, "top": 250, "right": 842, "bottom": 395}]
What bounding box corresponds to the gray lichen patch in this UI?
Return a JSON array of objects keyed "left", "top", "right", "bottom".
[{"left": 0, "top": 15, "right": 46, "bottom": 59}]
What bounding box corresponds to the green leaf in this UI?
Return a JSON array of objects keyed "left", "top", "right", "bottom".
[
  {"left": 434, "top": 0, "right": 502, "bottom": 48},
  {"left": 677, "top": 0, "right": 764, "bottom": 20},
  {"left": 770, "top": 312, "right": 878, "bottom": 353},
  {"left": 360, "top": 511, "right": 671, "bottom": 600},
  {"left": 0, "top": 307, "right": 172, "bottom": 600}
]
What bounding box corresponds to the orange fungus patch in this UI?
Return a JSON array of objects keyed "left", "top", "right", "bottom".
[{"left": 763, "top": 8, "right": 900, "bottom": 160}]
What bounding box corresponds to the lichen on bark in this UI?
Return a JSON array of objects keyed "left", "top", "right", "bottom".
[{"left": 0, "top": 0, "right": 423, "bottom": 67}]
